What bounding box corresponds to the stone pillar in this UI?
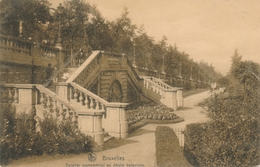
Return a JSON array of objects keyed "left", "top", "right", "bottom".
[
  {"left": 55, "top": 82, "right": 69, "bottom": 100},
  {"left": 176, "top": 89, "right": 183, "bottom": 107},
  {"left": 77, "top": 111, "right": 104, "bottom": 147},
  {"left": 104, "top": 103, "right": 129, "bottom": 138},
  {"left": 15, "top": 85, "right": 37, "bottom": 114},
  {"left": 163, "top": 90, "right": 178, "bottom": 111}
]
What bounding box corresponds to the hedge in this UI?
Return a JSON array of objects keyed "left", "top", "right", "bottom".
[
  {"left": 155, "top": 126, "right": 192, "bottom": 167},
  {"left": 184, "top": 122, "right": 260, "bottom": 167}
]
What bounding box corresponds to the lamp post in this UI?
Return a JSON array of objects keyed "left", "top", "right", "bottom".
[
  {"left": 19, "top": 21, "right": 23, "bottom": 38},
  {"left": 55, "top": 3, "right": 63, "bottom": 50},
  {"left": 132, "top": 38, "right": 137, "bottom": 68},
  {"left": 162, "top": 55, "right": 165, "bottom": 74},
  {"left": 83, "top": 19, "right": 89, "bottom": 57},
  {"left": 190, "top": 66, "right": 193, "bottom": 81}
]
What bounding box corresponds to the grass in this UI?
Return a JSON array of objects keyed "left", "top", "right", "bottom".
[
  {"left": 183, "top": 88, "right": 209, "bottom": 98},
  {"left": 155, "top": 126, "right": 192, "bottom": 167}
]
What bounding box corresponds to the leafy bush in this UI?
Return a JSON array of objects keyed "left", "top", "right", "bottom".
[
  {"left": 184, "top": 92, "right": 260, "bottom": 167},
  {"left": 0, "top": 107, "right": 92, "bottom": 165},
  {"left": 38, "top": 112, "right": 92, "bottom": 155},
  {"left": 155, "top": 126, "right": 192, "bottom": 167},
  {"left": 184, "top": 58, "right": 260, "bottom": 167},
  {"left": 0, "top": 107, "right": 42, "bottom": 165}
]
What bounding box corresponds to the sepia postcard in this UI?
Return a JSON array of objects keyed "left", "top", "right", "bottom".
[{"left": 0, "top": 0, "right": 259, "bottom": 167}]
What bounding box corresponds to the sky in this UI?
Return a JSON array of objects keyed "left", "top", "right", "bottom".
[{"left": 50, "top": 0, "right": 260, "bottom": 75}]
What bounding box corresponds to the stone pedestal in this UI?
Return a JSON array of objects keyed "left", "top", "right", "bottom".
[
  {"left": 163, "top": 90, "right": 178, "bottom": 111},
  {"left": 77, "top": 110, "right": 104, "bottom": 147},
  {"left": 55, "top": 82, "right": 69, "bottom": 100},
  {"left": 103, "top": 103, "right": 128, "bottom": 138}
]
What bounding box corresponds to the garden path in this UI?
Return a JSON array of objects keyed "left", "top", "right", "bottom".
[{"left": 8, "top": 91, "right": 211, "bottom": 167}]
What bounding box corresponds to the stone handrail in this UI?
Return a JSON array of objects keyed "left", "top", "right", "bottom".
[
  {"left": 66, "top": 51, "right": 101, "bottom": 83},
  {"left": 127, "top": 59, "right": 141, "bottom": 81}
]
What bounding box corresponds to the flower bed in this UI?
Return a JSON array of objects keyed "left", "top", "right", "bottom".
[{"left": 126, "top": 102, "right": 180, "bottom": 126}]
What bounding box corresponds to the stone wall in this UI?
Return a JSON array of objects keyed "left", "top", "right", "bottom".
[
  {"left": 0, "top": 63, "right": 32, "bottom": 84},
  {"left": 99, "top": 71, "right": 128, "bottom": 102},
  {"left": 0, "top": 63, "right": 50, "bottom": 84}
]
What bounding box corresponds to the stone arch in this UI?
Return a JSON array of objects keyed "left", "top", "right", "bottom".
[{"left": 108, "top": 80, "right": 123, "bottom": 102}]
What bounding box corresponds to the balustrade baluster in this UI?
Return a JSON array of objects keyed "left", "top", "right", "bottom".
[
  {"left": 79, "top": 92, "right": 83, "bottom": 105},
  {"left": 71, "top": 111, "right": 76, "bottom": 123},
  {"left": 89, "top": 97, "right": 94, "bottom": 109},
  {"left": 59, "top": 103, "right": 64, "bottom": 116},
  {"left": 13, "top": 88, "right": 18, "bottom": 103},
  {"left": 84, "top": 94, "right": 89, "bottom": 108},
  {"left": 74, "top": 88, "right": 78, "bottom": 102},
  {"left": 8, "top": 88, "right": 13, "bottom": 103},
  {"left": 46, "top": 96, "right": 51, "bottom": 113},
  {"left": 96, "top": 102, "right": 101, "bottom": 110},
  {"left": 40, "top": 93, "right": 45, "bottom": 107},
  {"left": 70, "top": 86, "right": 73, "bottom": 100},
  {"left": 101, "top": 103, "right": 104, "bottom": 111},
  {"left": 53, "top": 100, "right": 57, "bottom": 113}
]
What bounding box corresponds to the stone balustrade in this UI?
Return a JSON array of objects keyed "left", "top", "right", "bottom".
[
  {"left": 67, "top": 51, "right": 101, "bottom": 83},
  {"left": 0, "top": 84, "right": 105, "bottom": 147},
  {"left": 40, "top": 45, "right": 59, "bottom": 59},
  {"left": 0, "top": 35, "right": 32, "bottom": 55},
  {"left": 56, "top": 82, "right": 129, "bottom": 138},
  {"left": 142, "top": 77, "right": 183, "bottom": 110}
]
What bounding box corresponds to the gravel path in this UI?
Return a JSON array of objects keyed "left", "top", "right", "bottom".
[{"left": 8, "top": 91, "right": 211, "bottom": 167}]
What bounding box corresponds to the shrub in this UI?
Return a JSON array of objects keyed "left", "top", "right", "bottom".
[
  {"left": 0, "top": 107, "right": 92, "bottom": 165},
  {"left": 37, "top": 111, "right": 92, "bottom": 155},
  {"left": 0, "top": 107, "right": 42, "bottom": 165},
  {"left": 155, "top": 126, "right": 192, "bottom": 167},
  {"left": 184, "top": 91, "right": 260, "bottom": 167}
]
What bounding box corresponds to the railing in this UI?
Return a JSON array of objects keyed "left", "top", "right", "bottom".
[
  {"left": 127, "top": 59, "right": 141, "bottom": 81},
  {"left": 0, "top": 84, "right": 78, "bottom": 121},
  {"left": 66, "top": 51, "right": 101, "bottom": 83},
  {"left": 143, "top": 77, "right": 181, "bottom": 95},
  {"left": 69, "top": 82, "right": 129, "bottom": 111},
  {"left": 69, "top": 82, "right": 106, "bottom": 112},
  {"left": 149, "top": 77, "right": 174, "bottom": 90},
  {"left": 143, "top": 78, "right": 166, "bottom": 98},
  {"left": 0, "top": 34, "right": 66, "bottom": 61},
  {"left": 40, "top": 45, "right": 59, "bottom": 59},
  {"left": 0, "top": 34, "right": 32, "bottom": 55}
]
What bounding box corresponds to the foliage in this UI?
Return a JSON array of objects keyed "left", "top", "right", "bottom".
[
  {"left": 184, "top": 54, "right": 260, "bottom": 167},
  {"left": 38, "top": 111, "right": 92, "bottom": 155},
  {"left": 0, "top": 0, "right": 52, "bottom": 41},
  {"left": 0, "top": 0, "right": 221, "bottom": 87},
  {"left": 155, "top": 126, "right": 192, "bottom": 167},
  {"left": 0, "top": 107, "right": 92, "bottom": 165},
  {"left": 0, "top": 108, "right": 43, "bottom": 165}
]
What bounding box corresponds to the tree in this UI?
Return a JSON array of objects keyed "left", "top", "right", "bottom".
[
  {"left": 0, "top": 0, "right": 52, "bottom": 42},
  {"left": 110, "top": 7, "right": 137, "bottom": 54},
  {"left": 230, "top": 49, "right": 242, "bottom": 75},
  {"left": 86, "top": 6, "right": 113, "bottom": 51},
  {"left": 196, "top": 56, "right": 260, "bottom": 166}
]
